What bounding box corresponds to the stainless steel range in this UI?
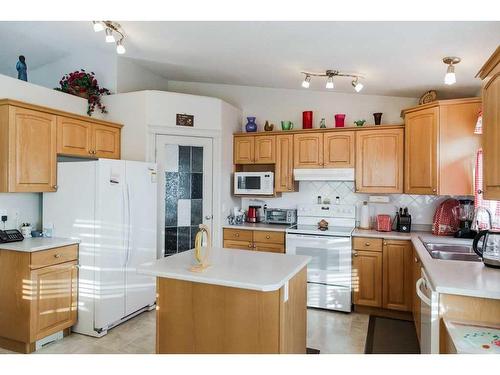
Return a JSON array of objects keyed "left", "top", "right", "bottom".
[{"left": 286, "top": 204, "right": 355, "bottom": 312}]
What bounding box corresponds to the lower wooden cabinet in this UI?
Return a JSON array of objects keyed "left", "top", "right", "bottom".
[
  {"left": 0, "top": 244, "right": 78, "bottom": 353},
  {"left": 352, "top": 249, "right": 382, "bottom": 307},
  {"left": 382, "top": 240, "right": 413, "bottom": 311},
  {"left": 223, "top": 228, "right": 285, "bottom": 253},
  {"left": 353, "top": 237, "right": 412, "bottom": 313}
]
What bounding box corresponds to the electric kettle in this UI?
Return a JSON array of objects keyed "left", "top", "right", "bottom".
[{"left": 472, "top": 229, "right": 500, "bottom": 268}]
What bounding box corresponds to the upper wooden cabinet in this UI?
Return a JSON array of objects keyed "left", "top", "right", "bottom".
[
  {"left": 403, "top": 98, "right": 481, "bottom": 196},
  {"left": 275, "top": 134, "right": 297, "bottom": 192},
  {"left": 0, "top": 99, "right": 122, "bottom": 193},
  {"left": 293, "top": 133, "right": 324, "bottom": 168},
  {"left": 0, "top": 105, "right": 57, "bottom": 192},
  {"left": 355, "top": 128, "right": 404, "bottom": 193},
  {"left": 234, "top": 136, "right": 255, "bottom": 164},
  {"left": 323, "top": 131, "right": 355, "bottom": 168},
  {"left": 254, "top": 135, "right": 276, "bottom": 164},
  {"left": 477, "top": 47, "right": 500, "bottom": 200}
]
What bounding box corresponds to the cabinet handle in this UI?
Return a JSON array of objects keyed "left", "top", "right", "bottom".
[
  {"left": 353, "top": 251, "right": 358, "bottom": 257},
  {"left": 253, "top": 243, "right": 257, "bottom": 248},
  {"left": 364, "top": 242, "right": 370, "bottom": 246},
  {"left": 414, "top": 257, "right": 418, "bottom": 263},
  {"left": 52, "top": 185, "right": 58, "bottom": 190},
  {"left": 54, "top": 254, "right": 61, "bottom": 258},
  {"left": 432, "top": 188, "right": 437, "bottom": 193},
  {"left": 266, "top": 235, "right": 271, "bottom": 239},
  {"left": 248, "top": 243, "right": 252, "bottom": 248},
  {"left": 234, "top": 233, "right": 239, "bottom": 237},
  {"left": 383, "top": 241, "right": 387, "bottom": 245}
]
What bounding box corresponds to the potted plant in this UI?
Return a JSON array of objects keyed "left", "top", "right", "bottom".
[{"left": 55, "top": 69, "right": 110, "bottom": 116}]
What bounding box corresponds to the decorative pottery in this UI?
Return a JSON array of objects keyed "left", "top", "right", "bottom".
[
  {"left": 373, "top": 112, "right": 383, "bottom": 125},
  {"left": 281, "top": 121, "right": 294, "bottom": 131},
  {"left": 319, "top": 118, "right": 326, "bottom": 128},
  {"left": 354, "top": 119, "right": 366, "bottom": 127},
  {"left": 419, "top": 90, "right": 437, "bottom": 105},
  {"left": 16, "top": 55, "right": 27, "bottom": 82},
  {"left": 264, "top": 121, "right": 274, "bottom": 131},
  {"left": 245, "top": 116, "right": 258, "bottom": 132},
  {"left": 334, "top": 114, "right": 346, "bottom": 127},
  {"left": 302, "top": 111, "right": 313, "bottom": 129}
]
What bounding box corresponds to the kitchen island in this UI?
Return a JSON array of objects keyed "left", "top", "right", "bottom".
[{"left": 138, "top": 247, "right": 310, "bottom": 354}]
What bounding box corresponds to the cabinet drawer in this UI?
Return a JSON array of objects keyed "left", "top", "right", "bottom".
[
  {"left": 223, "top": 228, "right": 253, "bottom": 242},
  {"left": 253, "top": 230, "right": 285, "bottom": 244},
  {"left": 223, "top": 240, "right": 253, "bottom": 250},
  {"left": 30, "top": 244, "right": 78, "bottom": 269},
  {"left": 254, "top": 242, "right": 285, "bottom": 253},
  {"left": 352, "top": 237, "right": 383, "bottom": 252}
]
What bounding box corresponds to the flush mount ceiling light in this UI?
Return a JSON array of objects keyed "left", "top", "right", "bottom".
[
  {"left": 301, "top": 69, "right": 364, "bottom": 92},
  {"left": 443, "top": 56, "right": 461, "bottom": 85},
  {"left": 92, "top": 21, "right": 126, "bottom": 55}
]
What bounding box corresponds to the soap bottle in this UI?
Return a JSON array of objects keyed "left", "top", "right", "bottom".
[{"left": 360, "top": 201, "right": 370, "bottom": 229}]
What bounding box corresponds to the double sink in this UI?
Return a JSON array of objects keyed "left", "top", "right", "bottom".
[{"left": 421, "top": 239, "right": 481, "bottom": 262}]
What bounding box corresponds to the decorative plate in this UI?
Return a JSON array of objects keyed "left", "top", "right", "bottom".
[{"left": 419, "top": 90, "right": 437, "bottom": 105}]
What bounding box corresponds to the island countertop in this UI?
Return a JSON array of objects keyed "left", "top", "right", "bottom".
[{"left": 138, "top": 247, "right": 311, "bottom": 292}]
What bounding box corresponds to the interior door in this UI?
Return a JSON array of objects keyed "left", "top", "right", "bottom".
[
  {"left": 124, "top": 161, "right": 158, "bottom": 316},
  {"left": 156, "top": 135, "right": 213, "bottom": 258},
  {"left": 94, "top": 159, "right": 127, "bottom": 330}
]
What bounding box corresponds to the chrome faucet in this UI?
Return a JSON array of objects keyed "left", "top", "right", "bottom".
[{"left": 472, "top": 206, "right": 492, "bottom": 232}]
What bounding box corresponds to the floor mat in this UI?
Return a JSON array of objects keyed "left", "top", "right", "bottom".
[
  {"left": 364, "top": 316, "right": 420, "bottom": 354},
  {"left": 306, "top": 347, "right": 320, "bottom": 354}
]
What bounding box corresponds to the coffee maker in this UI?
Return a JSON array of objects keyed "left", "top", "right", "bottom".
[{"left": 453, "top": 199, "right": 477, "bottom": 239}]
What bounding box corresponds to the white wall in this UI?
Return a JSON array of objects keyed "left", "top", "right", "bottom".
[
  {"left": 116, "top": 58, "right": 169, "bottom": 93},
  {"left": 167, "top": 81, "right": 419, "bottom": 130},
  {"left": 0, "top": 193, "right": 41, "bottom": 231}
]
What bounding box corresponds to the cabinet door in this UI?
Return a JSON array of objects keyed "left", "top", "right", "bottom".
[
  {"left": 9, "top": 107, "right": 57, "bottom": 192},
  {"left": 56, "top": 116, "right": 93, "bottom": 157},
  {"left": 254, "top": 242, "right": 284, "bottom": 253},
  {"left": 93, "top": 124, "right": 121, "bottom": 159},
  {"left": 382, "top": 240, "right": 412, "bottom": 312},
  {"left": 352, "top": 250, "right": 382, "bottom": 307},
  {"left": 412, "top": 246, "right": 422, "bottom": 343},
  {"left": 355, "top": 128, "right": 404, "bottom": 193},
  {"left": 323, "top": 131, "right": 355, "bottom": 168},
  {"left": 234, "top": 136, "right": 255, "bottom": 164},
  {"left": 223, "top": 240, "right": 253, "bottom": 250},
  {"left": 30, "top": 261, "right": 78, "bottom": 341},
  {"left": 275, "top": 134, "right": 296, "bottom": 192},
  {"left": 254, "top": 135, "right": 276, "bottom": 164},
  {"left": 293, "top": 133, "right": 323, "bottom": 168},
  {"left": 404, "top": 107, "right": 438, "bottom": 194},
  {"left": 483, "top": 65, "right": 500, "bottom": 200}
]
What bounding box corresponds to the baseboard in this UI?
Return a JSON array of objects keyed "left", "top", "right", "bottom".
[{"left": 353, "top": 305, "right": 413, "bottom": 321}]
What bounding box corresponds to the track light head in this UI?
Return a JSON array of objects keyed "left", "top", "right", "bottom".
[
  {"left": 443, "top": 57, "right": 460, "bottom": 85},
  {"left": 105, "top": 28, "right": 115, "bottom": 43},
  {"left": 93, "top": 21, "right": 104, "bottom": 32},
  {"left": 116, "top": 40, "right": 126, "bottom": 54},
  {"left": 302, "top": 75, "right": 311, "bottom": 88},
  {"left": 326, "top": 75, "right": 334, "bottom": 89},
  {"left": 352, "top": 79, "right": 364, "bottom": 92}
]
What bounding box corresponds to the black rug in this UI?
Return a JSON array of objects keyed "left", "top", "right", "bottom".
[
  {"left": 306, "top": 347, "right": 320, "bottom": 354},
  {"left": 364, "top": 316, "right": 420, "bottom": 354}
]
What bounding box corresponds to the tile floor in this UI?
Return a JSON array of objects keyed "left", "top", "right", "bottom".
[{"left": 0, "top": 308, "right": 369, "bottom": 354}]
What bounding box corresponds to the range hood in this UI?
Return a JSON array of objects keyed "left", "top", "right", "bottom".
[{"left": 293, "top": 168, "right": 355, "bottom": 181}]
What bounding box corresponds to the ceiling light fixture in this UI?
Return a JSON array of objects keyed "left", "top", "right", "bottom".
[
  {"left": 443, "top": 56, "right": 461, "bottom": 85},
  {"left": 91, "top": 21, "right": 126, "bottom": 54},
  {"left": 301, "top": 69, "right": 364, "bottom": 92},
  {"left": 302, "top": 75, "right": 311, "bottom": 88}
]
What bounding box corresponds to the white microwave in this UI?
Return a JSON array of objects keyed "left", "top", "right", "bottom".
[{"left": 234, "top": 172, "right": 274, "bottom": 195}]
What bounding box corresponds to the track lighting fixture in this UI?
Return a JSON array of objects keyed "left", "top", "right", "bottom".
[
  {"left": 302, "top": 75, "right": 311, "bottom": 88},
  {"left": 443, "top": 57, "right": 460, "bottom": 85},
  {"left": 91, "top": 21, "right": 127, "bottom": 55},
  {"left": 301, "top": 69, "right": 364, "bottom": 92}
]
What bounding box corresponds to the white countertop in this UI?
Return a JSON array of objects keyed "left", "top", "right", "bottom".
[
  {"left": 138, "top": 247, "right": 311, "bottom": 292},
  {"left": 353, "top": 228, "right": 500, "bottom": 300},
  {"left": 0, "top": 237, "right": 80, "bottom": 253},
  {"left": 222, "top": 223, "right": 291, "bottom": 232}
]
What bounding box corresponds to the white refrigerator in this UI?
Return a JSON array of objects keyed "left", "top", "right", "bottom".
[{"left": 43, "top": 159, "right": 158, "bottom": 337}]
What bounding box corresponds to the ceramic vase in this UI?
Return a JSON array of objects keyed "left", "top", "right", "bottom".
[
  {"left": 373, "top": 112, "right": 383, "bottom": 125},
  {"left": 302, "top": 111, "right": 313, "bottom": 129},
  {"left": 245, "top": 117, "right": 258, "bottom": 132},
  {"left": 334, "top": 114, "right": 346, "bottom": 127}
]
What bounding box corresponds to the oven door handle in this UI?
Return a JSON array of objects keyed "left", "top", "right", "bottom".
[{"left": 287, "top": 233, "right": 350, "bottom": 241}]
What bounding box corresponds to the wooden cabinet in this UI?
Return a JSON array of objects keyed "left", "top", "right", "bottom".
[
  {"left": 477, "top": 47, "right": 500, "bottom": 200},
  {"left": 352, "top": 249, "right": 383, "bottom": 307},
  {"left": 275, "top": 134, "right": 297, "bottom": 192},
  {"left": 403, "top": 98, "right": 481, "bottom": 195},
  {"left": 0, "top": 104, "right": 57, "bottom": 192},
  {"left": 223, "top": 228, "right": 285, "bottom": 253},
  {"left": 57, "top": 116, "right": 93, "bottom": 157},
  {"left": 412, "top": 245, "right": 422, "bottom": 343},
  {"left": 0, "top": 244, "right": 78, "bottom": 353},
  {"left": 254, "top": 135, "right": 275, "bottom": 164},
  {"left": 355, "top": 128, "right": 404, "bottom": 193},
  {"left": 234, "top": 136, "right": 255, "bottom": 164},
  {"left": 293, "top": 133, "right": 323, "bottom": 168},
  {"left": 323, "top": 131, "right": 355, "bottom": 168},
  {"left": 93, "top": 123, "right": 121, "bottom": 159},
  {"left": 382, "top": 240, "right": 413, "bottom": 312}
]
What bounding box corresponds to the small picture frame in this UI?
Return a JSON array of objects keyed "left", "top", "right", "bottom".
[{"left": 176, "top": 114, "right": 194, "bottom": 127}]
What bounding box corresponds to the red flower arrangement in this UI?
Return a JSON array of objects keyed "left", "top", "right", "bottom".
[{"left": 55, "top": 69, "right": 110, "bottom": 116}]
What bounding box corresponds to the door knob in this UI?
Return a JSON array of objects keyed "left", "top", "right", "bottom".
[{"left": 205, "top": 215, "right": 213, "bottom": 220}]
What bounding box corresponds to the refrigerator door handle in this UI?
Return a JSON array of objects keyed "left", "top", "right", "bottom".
[
  {"left": 122, "top": 183, "right": 127, "bottom": 267},
  {"left": 125, "top": 182, "right": 131, "bottom": 266}
]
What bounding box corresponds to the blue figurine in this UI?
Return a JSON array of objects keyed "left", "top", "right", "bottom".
[{"left": 16, "top": 55, "right": 27, "bottom": 82}]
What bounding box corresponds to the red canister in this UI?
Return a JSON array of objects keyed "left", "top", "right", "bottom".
[
  {"left": 376, "top": 214, "right": 392, "bottom": 232},
  {"left": 302, "top": 111, "right": 313, "bottom": 129},
  {"left": 334, "top": 114, "right": 346, "bottom": 127}
]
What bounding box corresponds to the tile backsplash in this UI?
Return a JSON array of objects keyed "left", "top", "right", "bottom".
[{"left": 241, "top": 181, "right": 468, "bottom": 227}]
